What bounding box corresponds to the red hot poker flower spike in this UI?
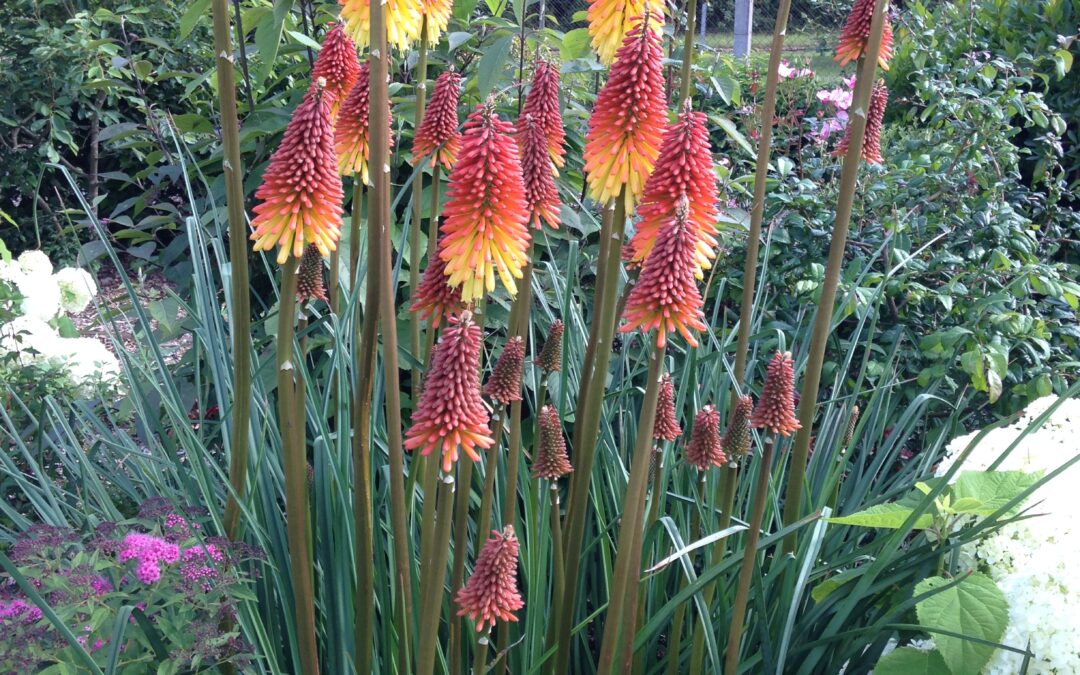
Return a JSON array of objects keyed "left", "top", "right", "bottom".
[
  {"left": 420, "top": 0, "right": 453, "bottom": 44},
  {"left": 630, "top": 100, "right": 720, "bottom": 278},
  {"left": 588, "top": 0, "right": 664, "bottom": 66},
  {"left": 619, "top": 199, "right": 707, "bottom": 349},
  {"left": 723, "top": 395, "right": 754, "bottom": 461},
  {"left": 405, "top": 312, "right": 494, "bottom": 473},
  {"left": 310, "top": 23, "right": 360, "bottom": 119},
  {"left": 653, "top": 374, "right": 682, "bottom": 441},
  {"left": 835, "top": 0, "right": 894, "bottom": 70},
  {"left": 456, "top": 525, "right": 525, "bottom": 632},
  {"left": 519, "top": 59, "right": 566, "bottom": 170},
  {"left": 251, "top": 91, "right": 344, "bottom": 264},
  {"left": 335, "top": 63, "right": 395, "bottom": 183},
  {"left": 686, "top": 405, "right": 726, "bottom": 470},
  {"left": 410, "top": 235, "right": 465, "bottom": 326},
  {"left": 296, "top": 244, "right": 328, "bottom": 303},
  {"left": 583, "top": 17, "right": 667, "bottom": 211},
  {"left": 535, "top": 320, "right": 564, "bottom": 373},
  {"left": 533, "top": 405, "right": 573, "bottom": 480},
  {"left": 835, "top": 80, "right": 888, "bottom": 165},
  {"left": 520, "top": 114, "right": 561, "bottom": 230},
  {"left": 483, "top": 336, "right": 525, "bottom": 406},
  {"left": 412, "top": 70, "right": 463, "bottom": 170},
  {"left": 439, "top": 103, "right": 531, "bottom": 303},
  {"left": 751, "top": 351, "right": 802, "bottom": 437}
]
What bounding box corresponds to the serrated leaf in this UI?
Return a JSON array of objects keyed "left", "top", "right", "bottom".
[
  {"left": 916, "top": 573, "right": 1009, "bottom": 675},
  {"left": 950, "top": 471, "right": 1039, "bottom": 516},
  {"left": 874, "top": 647, "right": 951, "bottom": 675},
  {"left": 828, "top": 502, "right": 934, "bottom": 530}
]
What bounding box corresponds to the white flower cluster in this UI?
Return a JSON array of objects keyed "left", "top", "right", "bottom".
[
  {"left": 937, "top": 396, "right": 1080, "bottom": 674},
  {"left": 0, "top": 250, "right": 120, "bottom": 397}
]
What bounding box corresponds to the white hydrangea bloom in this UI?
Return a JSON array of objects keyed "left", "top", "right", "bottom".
[
  {"left": 0, "top": 258, "right": 23, "bottom": 285},
  {"left": 17, "top": 250, "right": 54, "bottom": 278},
  {"left": 937, "top": 396, "right": 1080, "bottom": 674},
  {"left": 0, "top": 316, "right": 56, "bottom": 360},
  {"left": 14, "top": 273, "right": 62, "bottom": 321},
  {"left": 54, "top": 267, "right": 97, "bottom": 313},
  {"left": 58, "top": 337, "right": 122, "bottom": 395}
]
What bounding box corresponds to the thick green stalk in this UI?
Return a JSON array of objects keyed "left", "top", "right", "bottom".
[
  {"left": 478, "top": 408, "right": 505, "bottom": 536},
  {"left": 551, "top": 195, "right": 627, "bottom": 674},
  {"left": 421, "top": 165, "right": 443, "bottom": 367},
  {"left": 277, "top": 264, "right": 320, "bottom": 675},
  {"left": 595, "top": 347, "right": 665, "bottom": 675},
  {"left": 677, "top": 0, "right": 698, "bottom": 104},
  {"left": 629, "top": 443, "right": 667, "bottom": 674},
  {"left": 448, "top": 451, "right": 476, "bottom": 672},
  {"left": 212, "top": 0, "right": 251, "bottom": 543},
  {"left": 350, "top": 183, "right": 364, "bottom": 280},
  {"left": 329, "top": 249, "right": 341, "bottom": 314},
  {"left": 664, "top": 474, "right": 705, "bottom": 675},
  {"left": 369, "top": 0, "right": 415, "bottom": 655},
  {"left": 474, "top": 633, "right": 491, "bottom": 675},
  {"left": 731, "top": 0, "right": 794, "bottom": 389},
  {"left": 416, "top": 474, "right": 456, "bottom": 675},
  {"left": 549, "top": 484, "right": 565, "bottom": 601},
  {"left": 725, "top": 439, "right": 775, "bottom": 674},
  {"left": 781, "top": 0, "right": 890, "bottom": 555},
  {"left": 409, "top": 27, "right": 430, "bottom": 395},
  {"left": 688, "top": 463, "right": 739, "bottom": 671}
]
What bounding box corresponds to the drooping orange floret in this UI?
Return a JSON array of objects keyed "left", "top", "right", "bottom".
[
  {"left": 296, "top": 244, "right": 328, "bottom": 303},
  {"left": 587, "top": 0, "right": 664, "bottom": 66},
  {"left": 533, "top": 405, "right": 573, "bottom": 480},
  {"left": 519, "top": 114, "right": 561, "bottom": 230},
  {"left": 339, "top": 0, "right": 423, "bottom": 51},
  {"left": 404, "top": 312, "right": 494, "bottom": 472},
  {"left": 419, "top": 0, "right": 453, "bottom": 44},
  {"left": 583, "top": 16, "right": 667, "bottom": 211},
  {"left": 751, "top": 351, "right": 802, "bottom": 437},
  {"left": 535, "top": 320, "right": 564, "bottom": 373},
  {"left": 519, "top": 59, "right": 566, "bottom": 170},
  {"left": 410, "top": 235, "right": 464, "bottom": 326},
  {"left": 335, "top": 63, "right": 395, "bottom": 183},
  {"left": 412, "top": 70, "right": 463, "bottom": 170},
  {"left": 483, "top": 336, "right": 525, "bottom": 406},
  {"left": 653, "top": 374, "right": 682, "bottom": 441},
  {"left": 724, "top": 394, "right": 754, "bottom": 461},
  {"left": 439, "top": 103, "right": 531, "bottom": 303},
  {"left": 835, "top": 80, "right": 888, "bottom": 165},
  {"left": 455, "top": 525, "right": 525, "bottom": 632},
  {"left": 310, "top": 23, "right": 360, "bottom": 119},
  {"left": 251, "top": 90, "right": 344, "bottom": 264},
  {"left": 686, "top": 405, "right": 726, "bottom": 470},
  {"left": 619, "top": 200, "right": 707, "bottom": 349},
  {"left": 630, "top": 100, "right": 720, "bottom": 278},
  {"left": 835, "top": 0, "right": 893, "bottom": 70}
]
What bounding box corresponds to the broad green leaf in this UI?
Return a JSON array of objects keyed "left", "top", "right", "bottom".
[
  {"left": 916, "top": 573, "right": 1009, "bottom": 675},
  {"left": 828, "top": 502, "right": 934, "bottom": 530},
  {"left": 950, "top": 471, "right": 1039, "bottom": 516},
  {"left": 254, "top": 0, "right": 290, "bottom": 86},
  {"left": 560, "top": 28, "right": 592, "bottom": 61},
  {"left": 874, "top": 647, "right": 950, "bottom": 675},
  {"left": 179, "top": 0, "right": 211, "bottom": 39},
  {"left": 477, "top": 34, "right": 514, "bottom": 99},
  {"left": 712, "top": 114, "right": 753, "bottom": 157}
]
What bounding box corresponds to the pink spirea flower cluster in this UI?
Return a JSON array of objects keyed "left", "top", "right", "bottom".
[
  {"left": 0, "top": 598, "right": 43, "bottom": 624},
  {"left": 180, "top": 544, "right": 227, "bottom": 591},
  {"left": 118, "top": 533, "right": 180, "bottom": 584}
]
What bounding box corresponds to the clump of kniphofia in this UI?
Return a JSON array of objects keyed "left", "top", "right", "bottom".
[
  {"left": 723, "top": 395, "right": 754, "bottom": 462},
  {"left": 483, "top": 336, "right": 525, "bottom": 406},
  {"left": 535, "top": 320, "right": 564, "bottom": 373},
  {"left": 835, "top": 0, "right": 894, "bottom": 70},
  {"left": 335, "top": 63, "right": 395, "bottom": 183},
  {"left": 533, "top": 405, "right": 573, "bottom": 480},
  {"left": 653, "top": 374, "right": 682, "bottom": 441},
  {"left": 835, "top": 80, "right": 888, "bottom": 165},
  {"left": 410, "top": 234, "right": 464, "bottom": 326},
  {"left": 619, "top": 198, "right": 707, "bottom": 349},
  {"left": 751, "top": 352, "right": 802, "bottom": 437},
  {"left": 310, "top": 22, "right": 360, "bottom": 118},
  {"left": 519, "top": 59, "right": 566, "bottom": 169},
  {"left": 412, "top": 70, "right": 462, "bottom": 170},
  {"left": 404, "top": 311, "right": 494, "bottom": 472},
  {"left": 455, "top": 525, "right": 525, "bottom": 632},
  {"left": 685, "top": 405, "right": 726, "bottom": 470},
  {"left": 250, "top": 89, "right": 343, "bottom": 264},
  {"left": 296, "top": 244, "right": 328, "bottom": 303},
  {"left": 519, "top": 114, "right": 561, "bottom": 230}
]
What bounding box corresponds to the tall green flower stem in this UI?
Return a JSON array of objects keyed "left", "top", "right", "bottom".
[
  {"left": 477, "top": 408, "right": 505, "bottom": 536},
  {"left": 551, "top": 193, "right": 627, "bottom": 674},
  {"left": 595, "top": 346, "right": 666, "bottom": 675},
  {"left": 664, "top": 473, "right": 706, "bottom": 675},
  {"left": 628, "top": 443, "right": 669, "bottom": 674},
  {"left": 781, "top": 0, "right": 890, "bottom": 555},
  {"left": 677, "top": 0, "right": 698, "bottom": 104},
  {"left": 369, "top": 0, "right": 415, "bottom": 663},
  {"left": 275, "top": 263, "right": 320, "bottom": 675},
  {"left": 421, "top": 165, "right": 443, "bottom": 367},
  {"left": 448, "top": 452, "right": 476, "bottom": 671},
  {"left": 211, "top": 0, "right": 251, "bottom": 543},
  {"left": 416, "top": 473, "right": 456, "bottom": 675},
  {"left": 724, "top": 438, "right": 775, "bottom": 674},
  {"left": 409, "top": 25, "right": 430, "bottom": 390}
]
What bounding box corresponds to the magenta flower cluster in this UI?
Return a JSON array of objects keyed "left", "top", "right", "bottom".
[{"left": 119, "top": 532, "right": 181, "bottom": 584}]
